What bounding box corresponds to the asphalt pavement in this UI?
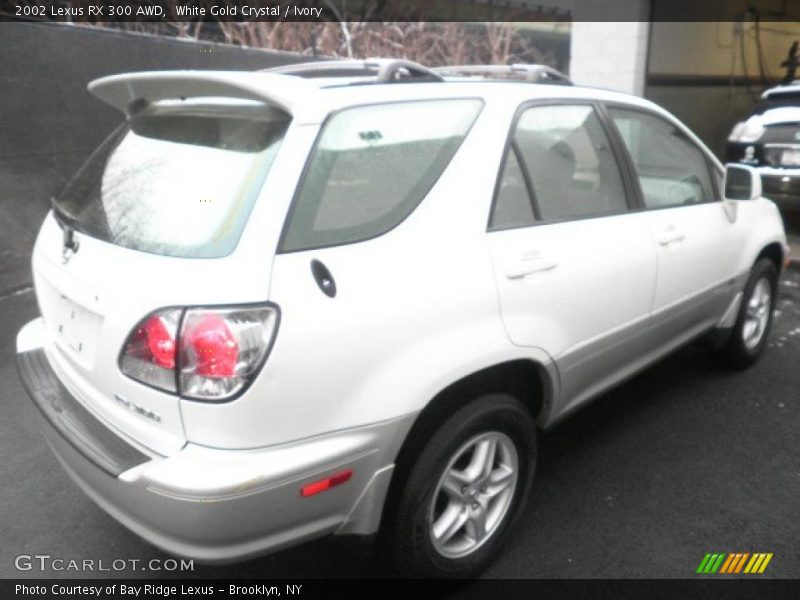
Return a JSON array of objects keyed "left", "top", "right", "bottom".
[{"left": 1, "top": 269, "right": 798, "bottom": 580}]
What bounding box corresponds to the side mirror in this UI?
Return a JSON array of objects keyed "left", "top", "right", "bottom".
[{"left": 723, "top": 163, "right": 762, "bottom": 201}]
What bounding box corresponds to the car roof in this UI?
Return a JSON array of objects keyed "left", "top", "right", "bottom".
[
  {"left": 320, "top": 78, "right": 662, "bottom": 113},
  {"left": 89, "top": 68, "right": 662, "bottom": 125},
  {"left": 761, "top": 81, "right": 800, "bottom": 98}
]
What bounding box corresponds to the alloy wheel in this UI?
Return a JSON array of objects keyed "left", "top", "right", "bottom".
[
  {"left": 428, "top": 431, "right": 519, "bottom": 559},
  {"left": 742, "top": 277, "right": 772, "bottom": 350}
]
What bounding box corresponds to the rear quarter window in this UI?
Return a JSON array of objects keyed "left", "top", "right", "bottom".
[{"left": 280, "top": 99, "right": 483, "bottom": 253}]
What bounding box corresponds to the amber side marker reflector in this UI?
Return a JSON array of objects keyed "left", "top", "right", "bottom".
[{"left": 301, "top": 469, "right": 353, "bottom": 497}]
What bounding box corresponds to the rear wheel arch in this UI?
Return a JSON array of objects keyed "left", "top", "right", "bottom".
[{"left": 380, "top": 359, "right": 549, "bottom": 528}]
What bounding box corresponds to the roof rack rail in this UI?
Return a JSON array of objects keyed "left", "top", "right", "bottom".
[
  {"left": 434, "top": 64, "right": 572, "bottom": 85},
  {"left": 263, "top": 58, "right": 444, "bottom": 83}
]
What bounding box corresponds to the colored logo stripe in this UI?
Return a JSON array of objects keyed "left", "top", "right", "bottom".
[
  {"left": 697, "top": 553, "right": 725, "bottom": 573},
  {"left": 697, "top": 552, "right": 773, "bottom": 574},
  {"left": 719, "top": 553, "right": 748, "bottom": 573},
  {"left": 745, "top": 553, "right": 773, "bottom": 574}
]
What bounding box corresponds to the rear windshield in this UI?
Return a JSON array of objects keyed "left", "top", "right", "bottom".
[
  {"left": 55, "top": 108, "right": 290, "bottom": 258},
  {"left": 280, "top": 99, "right": 483, "bottom": 253}
]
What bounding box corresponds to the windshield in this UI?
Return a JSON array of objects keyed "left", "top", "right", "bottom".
[
  {"left": 751, "top": 90, "right": 800, "bottom": 116},
  {"left": 55, "top": 109, "right": 290, "bottom": 258}
]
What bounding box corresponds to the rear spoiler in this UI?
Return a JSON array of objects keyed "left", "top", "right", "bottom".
[{"left": 88, "top": 70, "right": 326, "bottom": 124}]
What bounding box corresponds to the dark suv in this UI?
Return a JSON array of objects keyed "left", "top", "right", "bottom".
[{"left": 726, "top": 82, "right": 800, "bottom": 220}]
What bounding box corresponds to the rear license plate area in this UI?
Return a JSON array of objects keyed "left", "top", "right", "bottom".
[
  {"left": 780, "top": 147, "right": 800, "bottom": 167},
  {"left": 54, "top": 295, "right": 102, "bottom": 367}
]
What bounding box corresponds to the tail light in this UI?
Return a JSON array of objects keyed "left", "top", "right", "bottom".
[
  {"left": 119, "top": 309, "right": 180, "bottom": 393},
  {"left": 120, "top": 304, "right": 278, "bottom": 401},
  {"left": 179, "top": 307, "right": 277, "bottom": 400}
]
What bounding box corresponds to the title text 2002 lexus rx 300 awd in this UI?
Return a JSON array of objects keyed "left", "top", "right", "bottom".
[{"left": 16, "top": 60, "right": 788, "bottom": 578}]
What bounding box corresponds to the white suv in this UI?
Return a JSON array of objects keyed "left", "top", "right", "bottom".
[{"left": 16, "top": 59, "right": 788, "bottom": 578}]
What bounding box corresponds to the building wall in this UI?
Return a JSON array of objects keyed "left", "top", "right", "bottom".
[
  {"left": 567, "top": 0, "right": 650, "bottom": 94},
  {"left": 568, "top": 0, "right": 800, "bottom": 157},
  {"left": 569, "top": 20, "right": 650, "bottom": 95},
  {"left": 648, "top": 21, "right": 800, "bottom": 78},
  {"left": 647, "top": 2, "right": 800, "bottom": 157}
]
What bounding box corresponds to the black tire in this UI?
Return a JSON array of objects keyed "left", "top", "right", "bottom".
[
  {"left": 722, "top": 258, "right": 778, "bottom": 369},
  {"left": 380, "top": 393, "right": 536, "bottom": 579}
]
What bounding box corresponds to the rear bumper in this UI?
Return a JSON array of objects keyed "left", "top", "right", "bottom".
[
  {"left": 18, "top": 348, "right": 150, "bottom": 477},
  {"left": 16, "top": 322, "right": 413, "bottom": 563}
]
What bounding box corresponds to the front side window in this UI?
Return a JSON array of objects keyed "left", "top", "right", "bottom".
[
  {"left": 56, "top": 108, "right": 290, "bottom": 258},
  {"left": 280, "top": 99, "right": 483, "bottom": 252},
  {"left": 608, "top": 107, "right": 716, "bottom": 209},
  {"left": 494, "top": 104, "right": 628, "bottom": 224}
]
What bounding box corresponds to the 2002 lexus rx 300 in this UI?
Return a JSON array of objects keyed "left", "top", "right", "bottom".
[{"left": 16, "top": 59, "right": 788, "bottom": 578}]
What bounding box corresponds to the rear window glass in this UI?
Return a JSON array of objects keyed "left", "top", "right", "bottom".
[
  {"left": 510, "top": 104, "right": 628, "bottom": 222},
  {"left": 280, "top": 99, "right": 483, "bottom": 253},
  {"left": 55, "top": 109, "right": 290, "bottom": 258}
]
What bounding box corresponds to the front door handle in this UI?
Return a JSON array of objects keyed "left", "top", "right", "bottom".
[{"left": 505, "top": 255, "right": 559, "bottom": 279}]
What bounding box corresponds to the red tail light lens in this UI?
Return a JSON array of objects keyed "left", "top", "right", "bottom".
[
  {"left": 144, "top": 315, "right": 177, "bottom": 369},
  {"left": 179, "top": 307, "right": 278, "bottom": 400},
  {"left": 120, "top": 309, "right": 181, "bottom": 393},
  {"left": 120, "top": 305, "right": 278, "bottom": 400},
  {"left": 183, "top": 314, "right": 238, "bottom": 378}
]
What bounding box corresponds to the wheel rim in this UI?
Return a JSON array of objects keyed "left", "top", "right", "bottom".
[
  {"left": 742, "top": 277, "right": 772, "bottom": 350},
  {"left": 428, "top": 431, "right": 519, "bottom": 559}
]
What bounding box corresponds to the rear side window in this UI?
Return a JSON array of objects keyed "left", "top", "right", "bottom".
[
  {"left": 280, "top": 99, "right": 482, "bottom": 252},
  {"left": 492, "top": 104, "right": 628, "bottom": 226},
  {"left": 608, "top": 107, "right": 716, "bottom": 209},
  {"left": 55, "top": 108, "right": 290, "bottom": 258}
]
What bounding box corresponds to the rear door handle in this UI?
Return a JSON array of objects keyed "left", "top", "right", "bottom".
[
  {"left": 505, "top": 254, "right": 559, "bottom": 279},
  {"left": 657, "top": 228, "right": 685, "bottom": 246}
]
